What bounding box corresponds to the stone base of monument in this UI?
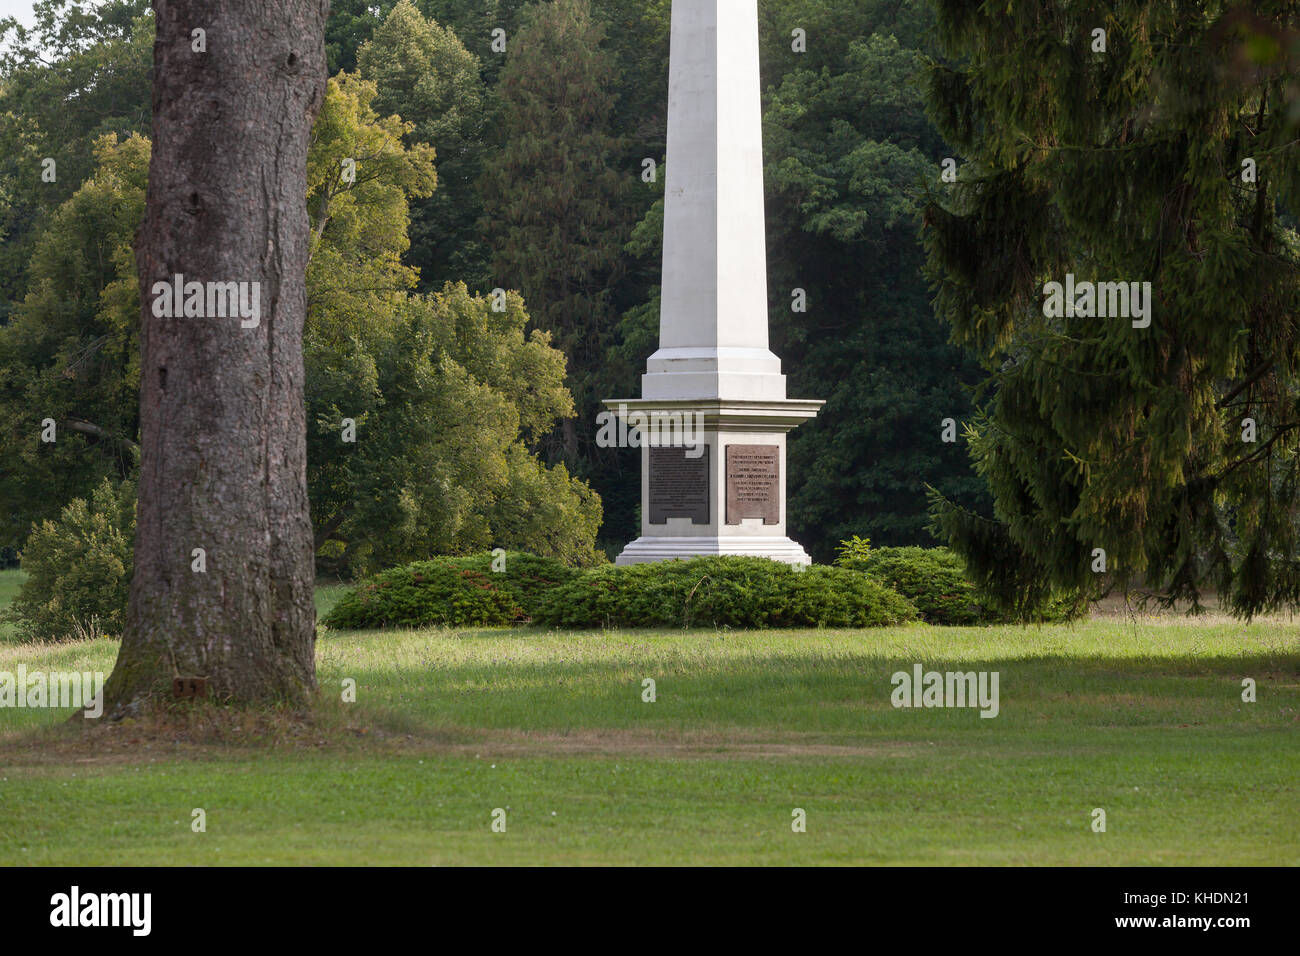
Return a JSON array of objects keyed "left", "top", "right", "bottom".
[
  {"left": 604, "top": 398, "right": 823, "bottom": 567},
  {"left": 612, "top": 534, "right": 814, "bottom": 566}
]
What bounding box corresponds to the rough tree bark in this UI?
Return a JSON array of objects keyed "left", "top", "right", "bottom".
[{"left": 102, "top": 0, "right": 329, "bottom": 718}]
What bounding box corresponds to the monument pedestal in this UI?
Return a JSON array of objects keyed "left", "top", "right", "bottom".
[{"left": 605, "top": 399, "right": 821, "bottom": 566}]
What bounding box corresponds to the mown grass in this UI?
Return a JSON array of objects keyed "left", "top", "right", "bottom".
[
  {"left": 0, "top": 569, "right": 23, "bottom": 643},
  {"left": 0, "top": 580, "right": 1296, "bottom": 864}
]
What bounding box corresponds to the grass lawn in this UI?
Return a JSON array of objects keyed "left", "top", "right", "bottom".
[
  {"left": 0, "top": 576, "right": 1295, "bottom": 865},
  {"left": 0, "top": 569, "right": 23, "bottom": 643}
]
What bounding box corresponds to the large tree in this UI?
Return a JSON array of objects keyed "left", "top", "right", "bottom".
[
  {"left": 924, "top": 2, "right": 1300, "bottom": 617},
  {"left": 479, "top": 0, "right": 630, "bottom": 463},
  {"left": 0, "top": 133, "right": 147, "bottom": 547},
  {"left": 0, "top": 0, "right": 154, "bottom": 321},
  {"left": 303, "top": 73, "right": 601, "bottom": 574},
  {"left": 357, "top": 1, "right": 489, "bottom": 292},
  {"left": 102, "top": 0, "right": 328, "bottom": 715}
]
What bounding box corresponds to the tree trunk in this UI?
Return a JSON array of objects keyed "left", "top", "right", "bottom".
[{"left": 102, "top": 0, "right": 328, "bottom": 718}]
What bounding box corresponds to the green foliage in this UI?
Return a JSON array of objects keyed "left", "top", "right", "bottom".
[
  {"left": 306, "top": 283, "right": 603, "bottom": 577},
  {"left": 306, "top": 71, "right": 437, "bottom": 338},
  {"left": 358, "top": 1, "right": 490, "bottom": 290},
  {"left": 4, "top": 477, "right": 134, "bottom": 641},
  {"left": 924, "top": 1, "right": 1300, "bottom": 618},
  {"left": 535, "top": 556, "right": 917, "bottom": 629},
  {"left": 0, "top": 1, "right": 153, "bottom": 321},
  {"left": 416, "top": 0, "right": 529, "bottom": 84},
  {"left": 834, "top": 535, "right": 875, "bottom": 564},
  {"left": 0, "top": 67, "right": 601, "bottom": 577},
  {"left": 322, "top": 551, "right": 579, "bottom": 629},
  {"left": 0, "top": 132, "right": 148, "bottom": 547},
  {"left": 835, "top": 537, "right": 1080, "bottom": 625},
  {"left": 479, "top": 0, "right": 632, "bottom": 464},
  {"left": 304, "top": 65, "right": 603, "bottom": 579},
  {"left": 359, "top": 2, "right": 482, "bottom": 163},
  {"left": 835, "top": 541, "right": 991, "bottom": 626},
  {"left": 756, "top": 5, "right": 989, "bottom": 558},
  {"left": 326, "top": 0, "right": 386, "bottom": 74}
]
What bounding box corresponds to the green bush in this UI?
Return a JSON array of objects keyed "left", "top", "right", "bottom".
[
  {"left": 5, "top": 478, "right": 135, "bottom": 641},
  {"left": 533, "top": 556, "right": 917, "bottom": 629},
  {"left": 321, "top": 551, "right": 579, "bottom": 629},
  {"left": 835, "top": 540, "right": 1079, "bottom": 625},
  {"left": 836, "top": 542, "right": 990, "bottom": 625}
]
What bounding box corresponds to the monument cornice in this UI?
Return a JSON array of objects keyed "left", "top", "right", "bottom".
[{"left": 603, "top": 397, "right": 824, "bottom": 431}]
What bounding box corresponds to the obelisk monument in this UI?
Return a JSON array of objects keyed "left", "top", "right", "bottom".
[{"left": 605, "top": 0, "right": 822, "bottom": 565}]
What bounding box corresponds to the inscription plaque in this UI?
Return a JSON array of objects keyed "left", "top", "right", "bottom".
[
  {"left": 648, "top": 445, "right": 710, "bottom": 524},
  {"left": 726, "top": 444, "right": 779, "bottom": 525}
]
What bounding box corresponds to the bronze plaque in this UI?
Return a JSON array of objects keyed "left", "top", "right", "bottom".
[
  {"left": 726, "top": 445, "right": 779, "bottom": 525},
  {"left": 648, "top": 445, "right": 710, "bottom": 524}
]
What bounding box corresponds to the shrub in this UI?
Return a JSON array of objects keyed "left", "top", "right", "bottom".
[
  {"left": 321, "top": 551, "right": 579, "bottom": 629},
  {"left": 533, "top": 556, "right": 917, "bottom": 629},
  {"left": 835, "top": 540, "right": 1079, "bottom": 625},
  {"left": 5, "top": 479, "right": 135, "bottom": 641}
]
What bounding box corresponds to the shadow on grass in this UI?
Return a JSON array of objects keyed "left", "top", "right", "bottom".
[
  {"left": 314, "top": 637, "right": 1300, "bottom": 743},
  {"left": 2, "top": 627, "right": 1296, "bottom": 762}
]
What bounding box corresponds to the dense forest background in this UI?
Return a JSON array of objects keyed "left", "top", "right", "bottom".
[{"left": 0, "top": 0, "right": 987, "bottom": 572}]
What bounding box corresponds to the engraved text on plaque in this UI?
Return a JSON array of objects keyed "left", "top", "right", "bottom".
[
  {"left": 726, "top": 445, "right": 779, "bottom": 525},
  {"left": 648, "top": 445, "right": 710, "bottom": 524}
]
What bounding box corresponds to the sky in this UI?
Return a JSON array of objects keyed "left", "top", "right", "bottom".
[{"left": 0, "top": 0, "right": 35, "bottom": 28}]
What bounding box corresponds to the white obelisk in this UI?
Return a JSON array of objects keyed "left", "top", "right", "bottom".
[{"left": 605, "top": 0, "right": 822, "bottom": 565}]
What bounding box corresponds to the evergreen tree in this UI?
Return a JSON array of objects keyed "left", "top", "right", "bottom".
[
  {"left": 924, "top": 2, "right": 1300, "bottom": 617},
  {"left": 479, "top": 0, "right": 631, "bottom": 462}
]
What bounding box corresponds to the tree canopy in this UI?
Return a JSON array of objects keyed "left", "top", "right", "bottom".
[
  {"left": 924, "top": 1, "right": 1300, "bottom": 617},
  {"left": 0, "top": 59, "right": 600, "bottom": 573},
  {"left": 4, "top": 0, "right": 1149, "bottom": 575}
]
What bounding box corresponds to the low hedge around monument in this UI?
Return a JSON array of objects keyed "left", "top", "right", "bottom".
[
  {"left": 322, "top": 546, "right": 1077, "bottom": 632},
  {"left": 321, "top": 552, "right": 577, "bottom": 629},
  {"left": 834, "top": 538, "right": 1080, "bottom": 625},
  {"left": 834, "top": 540, "right": 994, "bottom": 626},
  {"left": 323, "top": 553, "right": 919, "bottom": 631},
  {"left": 533, "top": 557, "right": 917, "bottom": 629}
]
